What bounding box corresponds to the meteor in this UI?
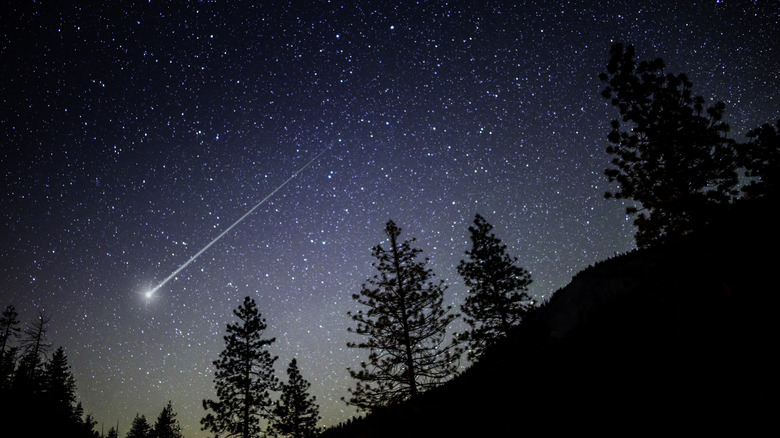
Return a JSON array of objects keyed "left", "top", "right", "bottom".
[{"left": 145, "top": 147, "right": 329, "bottom": 298}]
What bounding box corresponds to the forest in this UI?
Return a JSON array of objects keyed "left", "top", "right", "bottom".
[{"left": 2, "top": 43, "right": 778, "bottom": 438}]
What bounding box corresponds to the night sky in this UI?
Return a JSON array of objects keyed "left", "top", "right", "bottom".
[{"left": 2, "top": 1, "right": 778, "bottom": 436}]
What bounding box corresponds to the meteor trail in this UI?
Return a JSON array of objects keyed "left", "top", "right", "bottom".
[{"left": 145, "top": 147, "right": 329, "bottom": 297}]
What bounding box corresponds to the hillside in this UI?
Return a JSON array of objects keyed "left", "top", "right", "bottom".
[{"left": 322, "top": 196, "right": 778, "bottom": 437}]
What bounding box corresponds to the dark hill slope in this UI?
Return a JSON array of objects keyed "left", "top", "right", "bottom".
[{"left": 323, "top": 197, "right": 777, "bottom": 437}]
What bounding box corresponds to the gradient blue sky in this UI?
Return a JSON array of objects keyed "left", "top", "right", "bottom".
[{"left": 2, "top": 1, "right": 777, "bottom": 436}]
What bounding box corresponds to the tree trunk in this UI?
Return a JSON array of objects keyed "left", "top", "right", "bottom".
[{"left": 390, "top": 229, "right": 418, "bottom": 398}]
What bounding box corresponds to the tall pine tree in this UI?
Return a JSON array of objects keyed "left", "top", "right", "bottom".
[
  {"left": 127, "top": 414, "right": 152, "bottom": 438},
  {"left": 13, "top": 310, "right": 51, "bottom": 411},
  {"left": 0, "top": 305, "right": 20, "bottom": 361},
  {"left": 76, "top": 410, "right": 100, "bottom": 438},
  {"left": 457, "top": 214, "right": 534, "bottom": 361},
  {"left": 271, "top": 358, "right": 320, "bottom": 438},
  {"left": 346, "top": 220, "right": 459, "bottom": 411},
  {"left": 42, "top": 347, "right": 79, "bottom": 433},
  {"left": 0, "top": 305, "right": 20, "bottom": 392},
  {"left": 154, "top": 401, "right": 183, "bottom": 438},
  {"left": 202, "top": 296, "right": 280, "bottom": 438}
]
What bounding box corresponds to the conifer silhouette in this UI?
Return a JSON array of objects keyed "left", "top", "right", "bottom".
[
  {"left": 154, "top": 401, "right": 183, "bottom": 438},
  {"left": 741, "top": 120, "right": 780, "bottom": 198},
  {"left": 202, "top": 296, "right": 279, "bottom": 438},
  {"left": 13, "top": 310, "right": 50, "bottom": 403},
  {"left": 457, "top": 214, "right": 534, "bottom": 361},
  {"left": 345, "top": 220, "right": 459, "bottom": 411},
  {"left": 106, "top": 426, "right": 119, "bottom": 438},
  {"left": 0, "top": 305, "right": 20, "bottom": 360},
  {"left": 271, "top": 358, "right": 321, "bottom": 438},
  {"left": 0, "top": 307, "right": 99, "bottom": 438},
  {"left": 43, "top": 347, "right": 79, "bottom": 429},
  {"left": 127, "top": 414, "right": 152, "bottom": 438},
  {"left": 0, "top": 305, "right": 20, "bottom": 391}
]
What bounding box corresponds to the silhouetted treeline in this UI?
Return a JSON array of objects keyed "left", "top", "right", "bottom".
[
  {"left": 343, "top": 214, "right": 538, "bottom": 413},
  {"left": 201, "top": 296, "right": 321, "bottom": 438},
  {"left": 125, "top": 401, "right": 184, "bottom": 438},
  {"left": 321, "top": 194, "right": 778, "bottom": 437},
  {"left": 0, "top": 308, "right": 100, "bottom": 438}
]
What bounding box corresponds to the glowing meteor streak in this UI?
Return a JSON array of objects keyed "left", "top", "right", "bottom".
[{"left": 145, "top": 147, "right": 329, "bottom": 297}]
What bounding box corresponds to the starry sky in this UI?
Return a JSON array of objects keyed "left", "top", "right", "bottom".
[{"left": 1, "top": 1, "right": 778, "bottom": 436}]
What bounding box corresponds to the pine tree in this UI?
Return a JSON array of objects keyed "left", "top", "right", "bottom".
[
  {"left": 107, "top": 425, "right": 119, "bottom": 438},
  {"left": 0, "top": 305, "right": 20, "bottom": 361},
  {"left": 0, "top": 305, "right": 20, "bottom": 392},
  {"left": 345, "top": 220, "right": 459, "bottom": 411},
  {"left": 1, "top": 311, "right": 98, "bottom": 438},
  {"left": 457, "top": 214, "right": 534, "bottom": 361},
  {"left": 271, "top": 358, "right": 320, "bottom": 438},
  {"left": 127, "top": 414, "right": 152, "bottom": 438},
  {"left": 13, "top": 310, "right": 51, "bottom": 401},
  {"left": 0, "top": 346, "right": 17, "bottom": 393},
  {"left": 153, "top": 401, "right": 183, "bottom": 438},
  {"left": 42, "top": 347, "right": 79, "bottom": 432},
  {"left": 599, "top": 43, "right": 739, "bottom": 247},
  {"left": 202, "top": 296, "right": 280, "bottom": 438},
  {"left": 741, "top": 120, "right": 780, "bottom": 198},
  {"left": 77, "top": 411, "right": 100, "bottom": 438}
]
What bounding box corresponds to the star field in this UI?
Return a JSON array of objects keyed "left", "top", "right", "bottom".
[{"left": 1, "top": 1, "right": 778, "bottom": 437}]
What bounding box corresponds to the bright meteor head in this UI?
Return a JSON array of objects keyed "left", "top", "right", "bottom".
[{"left": 140, "top": 147, "right": 329, "bottom": 300}]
